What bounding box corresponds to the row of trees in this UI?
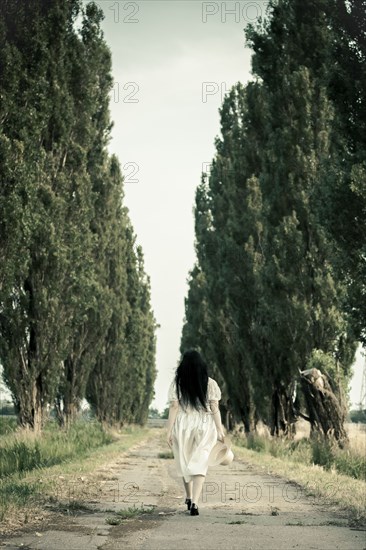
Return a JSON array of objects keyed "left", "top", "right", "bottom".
[
  {"left": 181, "top": 0, "right": 365, "bottom": 440},
  {"left": 0, "top": 0, "right": 157, "bottom": 432}
]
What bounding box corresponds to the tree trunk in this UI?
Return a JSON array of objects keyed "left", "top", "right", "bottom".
[
  {"left": 64, "top": 401, "right": 80, "bottom": 430},
  {"left": 54, "top": 395, "right": 65, "bottom": 428},
  {"left": 54, "top": 395, "right": 81, "bottom": 430},
  {"left": 300, "top": 369, "right": 348, "bottom": 446},
  {"left": 16, "top": 378, "right": 43, "bottom": 434},
  {"left": 270, "top": 382, "right": 297, "bottom": 437},
  {"left": 59, "top": 356, "right": 82, "bottom": 430}
]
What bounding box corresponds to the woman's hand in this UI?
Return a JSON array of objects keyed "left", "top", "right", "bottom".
[
  {"left": 217, "top": 427, "right": 225, "bottom": 442},
  {"left": 166, "top": 401, "right": 178, "bottom": 448}
]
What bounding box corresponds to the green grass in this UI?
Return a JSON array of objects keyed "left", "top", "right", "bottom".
[
  {"left": 228, "top": 520, "right": 246, "bottom": 524},
  {"left": 0, "top": 477, "right": 47, "bottom": 527},
  {"left": 0, "top": 478, "right": 43, "bottom": 504},
  {"left": 105, "top": 516, "right": 122, "bottom": 525},
  {"left": 311, "top": 437, "right": 366, "bottom": 480},
  {"left": 105, "top": 504, "right": 154, "bottom": 525},
  {"left": 115, "top": 504, "right": 154, "bottom": 518},
  {"left": 0, "top": 416, "right": 17, "bottom": 436},
  {"left": 233, "top": 432, "right": 366, "bottom": 481},
  {"left": 0, "top": 417, "right": 151, "bottom": 531},
  {"left": 158, "top": 451, "right": 174, "bottom": 459},
  {"left": 0, "top": 418, "right": 115, "bottom": 478}
]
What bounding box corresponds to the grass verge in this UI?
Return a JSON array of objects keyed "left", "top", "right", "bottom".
[
  {"left": 0, "top": 418, "right": 115, "bottom": 478},
  {"left": 236, "top": 431, "right": 366, "bottom": 481},
  {"left": 232, "top": 438, "right": 366, "bottom": 524},
  {"left": 0, "top": 418, "right": 151, "bottom": 534}
]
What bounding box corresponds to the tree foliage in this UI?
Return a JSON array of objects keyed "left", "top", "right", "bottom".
[
  {"left": 0, "top": 0, "right": 156, "bottom": 431},
  {"left": 181, "top": 0, "right": 361, "bottom": 439}
]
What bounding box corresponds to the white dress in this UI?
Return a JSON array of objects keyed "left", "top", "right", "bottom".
[{"left": 167, "top": 377, "right": 222, "bottom": 483}]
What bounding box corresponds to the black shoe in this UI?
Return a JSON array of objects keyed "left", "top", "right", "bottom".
[
  {"left": 190, "top": 503, "right": 199, "bottom": 516},
  {"left": 185, "top": 498, "right": 191, "bottom": 510}
]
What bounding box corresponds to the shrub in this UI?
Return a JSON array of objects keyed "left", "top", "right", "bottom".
[{"left": 311, "top": 436, "right": 336, "bottom": 470}]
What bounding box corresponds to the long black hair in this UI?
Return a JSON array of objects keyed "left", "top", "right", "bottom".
[{"left": 175, "top": 349, "right": 209, "bottom": 411}]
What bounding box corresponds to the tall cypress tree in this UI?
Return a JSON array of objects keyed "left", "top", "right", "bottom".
[
  {"left": 0, "top": 0, "right": 157, "bottom": 431},
  {"left": 0, "top": 0, "right": 84, "bottom": 431},
  {"left": 181, "top": 83, "right": 267, "bottom": 431},
  {"left": 182, "top": 0, "right": 357, "bottom": 437},
  {"left": 85, "top": 157, "right": 130, "bottom": 426},
  {"left": 54, "top": 0, "right": 116, "bottom": 428},
  {"left": 86, "top": 202, "right": 157, "bottom": 427},
  {"left": 131, "top": 246, "right": 158, "bottom": 425},
  {"left": 320, "top": 0, "right": 366, "bottom": 344}
]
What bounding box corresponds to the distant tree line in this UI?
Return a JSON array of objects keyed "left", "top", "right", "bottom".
[
  {"left": 0, "top": 0, "right": 157, "bottom": 432},
  {"left": 181, "top": 0, "right": 365, "bottom": 438},
  {"left": 349, "top": 410, "right": 366, "bottom": 424}
]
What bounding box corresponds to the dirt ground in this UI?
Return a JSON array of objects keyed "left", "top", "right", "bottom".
[{"left": 1, "top": 428, "right": 365, "bottom": 550}]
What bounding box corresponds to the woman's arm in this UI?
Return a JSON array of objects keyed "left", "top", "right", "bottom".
[
  {"left": 209, "top": 399, "right": 225, "bottom": 441},
  {"left": 166, "top": 400, "right": 179, "bottom": 447}
]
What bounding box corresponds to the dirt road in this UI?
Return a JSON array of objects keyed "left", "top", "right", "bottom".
[{"left": 1, "top": 429, "right": 365, "bottom": 550}]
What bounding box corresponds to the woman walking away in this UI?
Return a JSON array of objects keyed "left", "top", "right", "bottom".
[{"left": 166, "top": 349, "right": 225, "bottom": 516}]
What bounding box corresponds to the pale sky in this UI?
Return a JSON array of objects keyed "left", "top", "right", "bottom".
[
  {"left": 1, "top": 1, "right": 363, "bottom": 414},
  {"left": 99, "top": 0, "right": 256, "bottom": 410}
]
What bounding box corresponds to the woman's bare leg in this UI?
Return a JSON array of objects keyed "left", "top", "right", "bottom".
[
  {"left": 192, "top": 474, "right": 205, "bottom": 504},
  {"left": 183, "top": 478, "right": 193, "bottom": 499}
]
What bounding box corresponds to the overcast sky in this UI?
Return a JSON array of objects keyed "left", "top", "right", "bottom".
[{"left": 86, "top": 0, "right": 365, "bottom": 412}]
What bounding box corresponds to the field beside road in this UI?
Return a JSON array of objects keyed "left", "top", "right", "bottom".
[{"left": 0, "top": 416, "right": 150, "bottom": 534}]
